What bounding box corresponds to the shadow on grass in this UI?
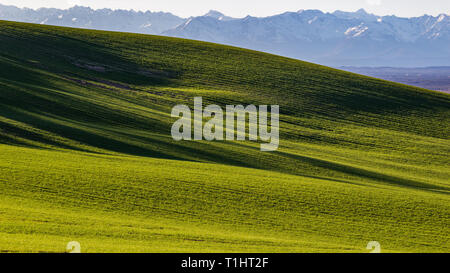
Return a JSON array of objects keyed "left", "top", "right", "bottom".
[{"left": 276, "top": 150, "right": 450, "bottom": 194}]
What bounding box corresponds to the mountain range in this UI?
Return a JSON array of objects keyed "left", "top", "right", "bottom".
[{"left": 0, "top": 4, "right": 449, "bottom": 66}]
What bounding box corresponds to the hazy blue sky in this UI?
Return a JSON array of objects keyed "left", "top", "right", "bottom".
[{"left": 0, "top": 0, "right": 448, "bottom": 18}]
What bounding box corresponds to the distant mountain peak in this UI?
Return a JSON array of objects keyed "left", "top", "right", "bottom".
[
  {"left": 333, "top": 8, "right": 378, "bottom": 21},
  {"left": 437, "top": 14, "right": 448, "bottom": 22},
  {"left": 68, "top": 5, "right": 92, "bottom": 11},
  {"left": 203, "top": 10, "right": 234, "bottom": 21},
  {"left": 204, "top": 10, "right": 224, "bottom": 17},
  {"left": 300, "top": 9, "right": 324, "bottom": 15},
  {"left": 356, "top": 8, "right": 368, "bottom": 14}
]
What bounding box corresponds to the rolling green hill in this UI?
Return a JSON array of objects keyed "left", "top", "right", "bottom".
[{"left": 0, "top": 20, "right": 449, "bottom": 253}]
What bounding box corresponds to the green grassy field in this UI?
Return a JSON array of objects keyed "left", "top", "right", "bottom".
[{"left": 0, "top": 20, "right": 449, "bottom": 253}]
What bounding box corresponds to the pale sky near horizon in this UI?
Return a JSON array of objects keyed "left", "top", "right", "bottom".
[{"left": 0, "top": 0, "right": 448, "bottom": 18}]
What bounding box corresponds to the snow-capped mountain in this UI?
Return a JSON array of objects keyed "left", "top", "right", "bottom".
[
  {"left": 203, "top": 10, "right": 235, "bottom": 21},
  {"left": 0, "top": 4, "right": 448, "bottom": 67},
  {"left": 0, "top": 4, "right": 184, "bottom": 34},
  {"left": 163, "top": 9, "right": 450, "bottom": 66}
]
